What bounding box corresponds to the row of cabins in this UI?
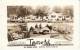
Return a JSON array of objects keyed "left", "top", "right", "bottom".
[{"left": 7, "top": 12, "right": 73, "bottom": 22}]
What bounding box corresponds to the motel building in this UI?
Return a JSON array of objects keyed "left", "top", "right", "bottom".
[
  {"left": 47, "top": 12, "right": 72, "bottom": 22},
  {"left": 24, "top": 11, "right": 72, "bottom": 22}
]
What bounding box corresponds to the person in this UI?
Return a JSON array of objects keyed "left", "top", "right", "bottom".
[
  {"left": 35, "top": 24, "right": 38, "bottom": 28},
  {"left": 39, "top": 24, "right": 42, "bottom": 29},
  {"left": 29, "top": 26, "right": 34, "bottom": 32}
]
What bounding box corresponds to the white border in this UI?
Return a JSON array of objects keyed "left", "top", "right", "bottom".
[{"left": 0, "top": 0, "right": 80, "bottom": 49}]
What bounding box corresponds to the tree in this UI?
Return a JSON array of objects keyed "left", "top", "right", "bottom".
[
  {"left": 52, "top": 6, "right": 62, "bottom": 13},
  {"left": 7, "top": 6, "right": 17, "bottom": 17},
  {"left": 25, "top": 6, "right": 34, "bottom": 16},
  {"left": 16, "top": 6, "right": 26, "bottom": 18},
  {"left": 34, "top": 6, "right": 50, "bottom": 21},
  {"left": 16, "top": 6, "right": 34, "bottom": 22},
  {"left": 62, "top": 6, "right": 73, "bottom": 19}
]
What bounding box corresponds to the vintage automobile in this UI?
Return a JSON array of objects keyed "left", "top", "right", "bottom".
[
  {"left": 33, "top": 26, "right": 50, "bottom": 35},
  {"left": 39, "top": 27, "right": 50, "bottom": 35}
]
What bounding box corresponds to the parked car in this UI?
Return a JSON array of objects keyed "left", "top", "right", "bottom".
[{"left": 40, "top": 27, "right": 50, "bottom": 35}]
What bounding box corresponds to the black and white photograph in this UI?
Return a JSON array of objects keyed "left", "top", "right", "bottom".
[
  {"left": 0, "top": 0, "right": 79, "bottom": 48},
  {"left": 7, "top": 6, "right": 73, "bottom": 42}
]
